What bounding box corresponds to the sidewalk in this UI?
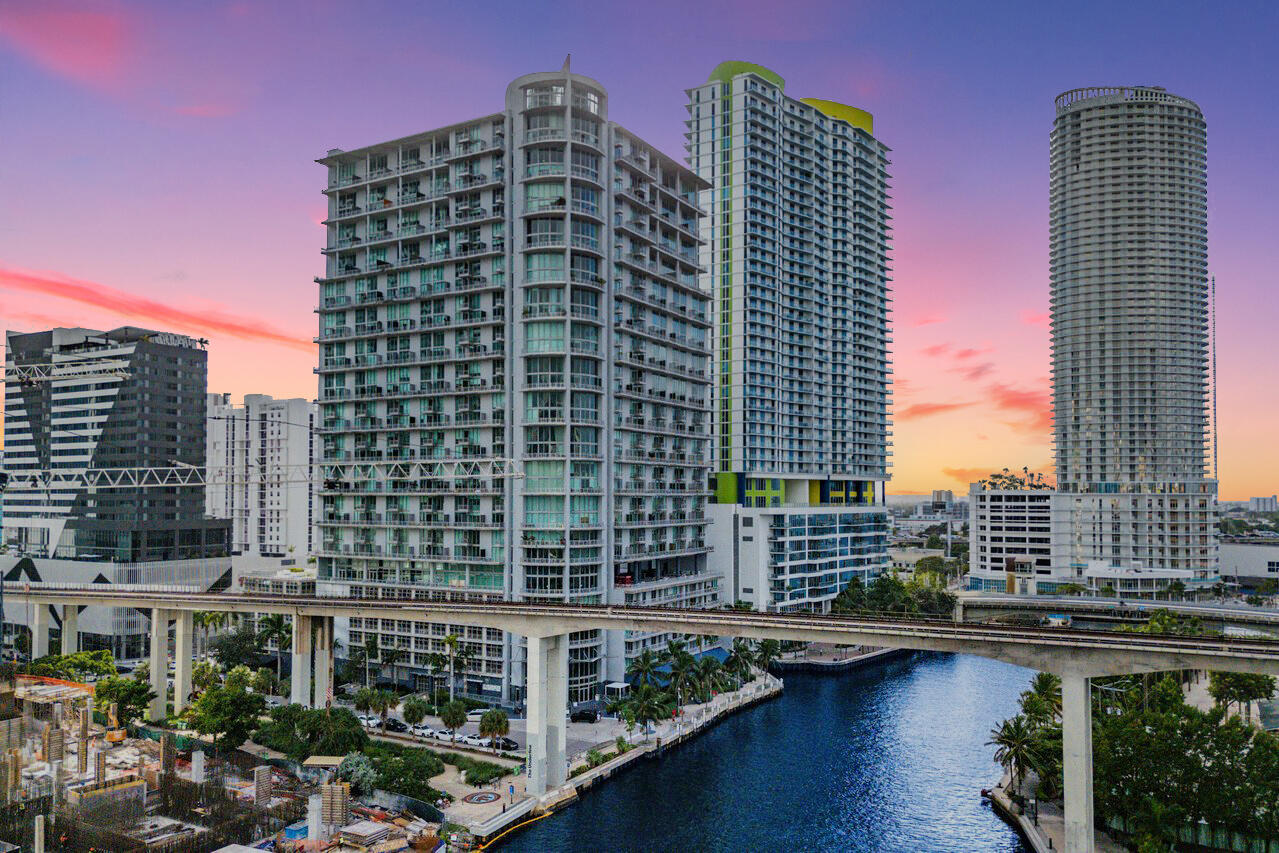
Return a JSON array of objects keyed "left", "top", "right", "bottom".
[{"left": 988, "top": 777, "right": 1125, "bottom": 853}]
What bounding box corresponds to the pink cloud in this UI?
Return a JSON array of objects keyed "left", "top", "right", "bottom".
[
  {"left": 942, "top": 466, "right": 993, "bottom": 485},
  {"left": 897, "top": 400, "right": 975, "bottom": 420},
  {"left": 911, "top": 312, "right": 948, "bottom": 327},
  {"left": 0, "top": 1, "right": 134, "bottom": 93},
  {"left": 922, "top": 343, "right": 951, "bottom": 357},
  {"left": 1020, "top": 310, "right": 1051, "bottom": 328},
  {"left": 174, "top": 102, "right": 239, "bottom": 118},
  {"left": 0, "top": 266, "right": 314, "bottom": 353},
  {"left": 987, "top": 381, "right": 1052, "bottom": 434},
  {"left": 955, "top": 362, "right": 995, "bottom": 381}
]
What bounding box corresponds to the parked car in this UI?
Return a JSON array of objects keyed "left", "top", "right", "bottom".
[
  {"left": 358, "top": 714, "right": 378, "bottom": 728},
  {"left": 433, "top": 729, "right": 460, "bottom": 742},
  {"left": 382, "top": 718, "right": 409, "bottom": 734},
  {"left": 466, "top": 708, "right": 489, "bottom": 722},
  {"left": 411, "top": 724, "right": 436, "bottom": 739},
  {"left": 570, "top": 708, "right": 600, "bottom": 724},
  {"left": 493, "top": 736, "right": 519, "bottom": 751},
  {"left": 462, "top": 734, "right": 487, "bottom": 748}
]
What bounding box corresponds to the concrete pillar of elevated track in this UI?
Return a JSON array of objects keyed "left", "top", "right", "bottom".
[
  {"left": 314, "top": 616, "right": 333, "bottom": 708},
  {"left": 30, "top": 604, "right": 49, "bottom": 659},
  {"left": 1062, "top": 673, "right": 1094, "bottom": 853},
  {"left": 149, "top": 609, "right": 170, "bottom": 722},
  {"left": 61, "top": 604, "right": 79, "bottom": 654},
  {"left": 173, "top": 611, "right": 194, "bottom": 715},
  {"left": 290, "top": 615, "right": 314, "bottom": 708},
  {"left": 526, "top": 633, "right": 569, "bottom": 797}
]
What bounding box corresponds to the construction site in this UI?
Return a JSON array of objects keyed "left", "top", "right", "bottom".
[{"left": 0, "top": 676, "right": 450, "bottom": 852}]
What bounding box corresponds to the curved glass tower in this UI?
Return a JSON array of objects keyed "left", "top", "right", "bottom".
[{"left": 1049, "top": 86, "right": 1217, "bottom": 584}]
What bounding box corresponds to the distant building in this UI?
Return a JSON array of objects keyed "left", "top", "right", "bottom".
[
  {"left": 1248, "top": 496, "right": 1278, "bottom": 514},
  {"left": 206, "top": 393, "right": 317, "bottom": 558},
  {"left": 1220, "top": 541, "right": 1279, "bottom": 590},
  {"left": 888, "top": 547, "right": 945, "bottom": 579},
  {"left": 967, "top": 486, "right": 1056, "bottom": 594},
  {"left": 2, "top": 326, "right": 230, "bottom": 659}
]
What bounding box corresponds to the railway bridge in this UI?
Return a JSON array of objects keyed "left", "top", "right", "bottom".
[{"left": 9, "top": 583, "right": 1279, "bottom": 852}]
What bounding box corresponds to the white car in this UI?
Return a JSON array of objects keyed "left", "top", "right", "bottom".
[
  {"left": 411, "top": 724, "right": 436, "bottom": 739},
  {"left": 359, "top": 714, "right": 378, "bottom": 728},
  {"left": 462, "top": 734, "right": 487, "bottom": 748},
  {"left": 433, "top": 729, "right": 460, "bottom": 742}
]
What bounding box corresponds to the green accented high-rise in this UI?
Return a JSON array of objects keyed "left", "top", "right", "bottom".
[{"left": 687, "top": 62, "right": 892, "bottom": 612}]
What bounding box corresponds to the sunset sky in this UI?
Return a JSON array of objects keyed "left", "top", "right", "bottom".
[{"left": 2, "top": 0, "right": 1276, "bottom": 498}]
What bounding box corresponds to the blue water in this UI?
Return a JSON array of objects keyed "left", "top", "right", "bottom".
[{"left": 504, "top": 653, "right": 1032, "bottom": 852}]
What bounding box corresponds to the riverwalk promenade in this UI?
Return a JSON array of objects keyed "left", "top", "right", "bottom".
[{"left": 988, "top": 774, "right": 1125, "bottom": 853}]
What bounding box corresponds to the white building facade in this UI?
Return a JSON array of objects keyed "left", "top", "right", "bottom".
[
  {"left": 688, "top": 62, "right": 891, "bottom": 612},
  {"left": 207, "top": 393, "right": 317, "bottom": 558},
  {"left": 314, "top": 66, "right": 716, "bottom": 703},
  {"left": 1015, "top": 86, "right": 1218, "bottom": 595}
]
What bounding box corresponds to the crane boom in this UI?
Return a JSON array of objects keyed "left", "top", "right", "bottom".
[{"left": 4, "top": 360, "right": 132, "bottom": 384}]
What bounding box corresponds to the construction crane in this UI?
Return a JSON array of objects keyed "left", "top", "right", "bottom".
[
  {"left": 0, "top": 459, "right": 522, "bottom": 491},
  {"left": 3, "top": 360, "right": 132, "bottom": 385}
]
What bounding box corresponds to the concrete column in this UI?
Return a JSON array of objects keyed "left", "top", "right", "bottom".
[
  {"left": 290, "top": 615, "right": 313, "bottom": 708},
  {"left": 30, "top": 605, "right": 49, "bottom": 659},
  {"left": 1062, "top": 673, "right": 1094, "bottom": 853},
  {"left": 173, "top": 611, "right": 193, "bottom": 715},
  {"left": 314, "top": 617, "right": 333, "bottom": 708},
  {"left": 525, "top": 633, "right": 568, "bottom": 796},
  {"left": 149, "top": 609, "right": 169, "bottom": 722},
  {"left": 61, "top": 605, "right": 78, "bottom": 654}
]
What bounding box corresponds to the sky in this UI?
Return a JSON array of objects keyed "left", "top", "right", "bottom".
[{"left": 1, "top": 0, "right": 1276, "bottom": 499}]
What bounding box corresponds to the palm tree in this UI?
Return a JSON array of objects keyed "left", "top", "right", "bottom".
[
  {"left": 440, "top": 700, "right": 467, "bottom": 740},
  {"left": 724, "top": 639, "right": 756, "bottom": 683},
  {"left": 694, "top": 656, "right": 728, "bottom": 702},
  {"left": 626, "top": 649, "right": 662, "bottom": 688},
  {"left": 660, "top": 637, "right": 687, "bottom": 665},
  {"left": 195, "top": 611, "right": 228, "bottom": 662},
  {"left": 378, "top": 647, "right": 405, "bottom": 688},
  {"left": 443, "top": 634, "right": 462, "bottom": 701},
  {"left": 257, "top": 614, "right": 291, "bottom": 678},
  {"left": 370, "top": 688, "right": 398, "bottom": 733},
  {"left": 447, "top": 642, "right": 478, "bottom": 701},
  {"left": 479, "top": 708, "right": 510, "bottom": 751},
  {"left": 625, "top": 684, "right": 672, "bottom": 741},
  {"left": 1026, "top": 672, "right": 1062, "bottom": 720},
  {"left": 666, "top": 650, "right": 698, "bottom": 709},
  {"left": 987, "top": 715, "right": 1043, "bottom": 796},
  {"left": 353, "top": 687, "right": 375, "bottom": 717},
  {"left": 358, "top": 634, "right": 380, "bottom": 688},
  {"left": 754, "top": 639, "right": 781, "bottom": 673},
  {"left": 423, "top": 652, "right": 448, "bottom": 699},
  {"left": 402, "top": 696, "right": 430, "bottom": 728}
]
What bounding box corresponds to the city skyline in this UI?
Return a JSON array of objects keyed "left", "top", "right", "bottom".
[{"left": 2, "top": 0, "right": 1277, "bottom": 498}]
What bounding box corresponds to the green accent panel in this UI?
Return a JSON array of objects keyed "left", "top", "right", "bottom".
[
  {"left": 798, "top": 97, "right": 874, "bottom": 135},
  {"left": 708, "top": 61, "right": 785, "bottom": 89},
  {"left": 714, "top": 472, "right": 740, "bottom": 504}
]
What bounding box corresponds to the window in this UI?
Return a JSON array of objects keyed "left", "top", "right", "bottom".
[
  {"left": 525, "top": 321, "right": 566, "bottom": 354},
  {"left": 525, "top": 252, "right": 565, "bottom": 281}
]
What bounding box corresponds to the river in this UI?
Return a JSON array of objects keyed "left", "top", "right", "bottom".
[{"left": 503, "top": 652, "right": 1032, "bottom": 852}]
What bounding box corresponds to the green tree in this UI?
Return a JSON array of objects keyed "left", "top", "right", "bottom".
[
  {"left": 257, "top": 614, "right": 291, "bottom": 679},
  {"left": 189, "top": 681, "right": 267, "bottom": 753},
  {"left": 353, "top": 687, "right": 375, "bottom": 715},
  {"left": 439, "top": 700, "right": 467, "bottom": 739},
  {"left": 337, "top": 751, "right": 377, "bottom": 796},
  {"left": 422, "top": 651, "right": 448, "bottom": 697},
  {"left": 626, "top": 648, "right": 663, "bottom": 688},
  {"left": 250, "top": 667, "right": 279, "bottom": 697},
  {"left": 370, "top": 688, "right": 398, "bottom": 732},
  {"left": 1209, "top": 672, "right": 1277, "bottom": 722},
  {"left": 1166, "top": 579, "right": 1187, "bottom": 600},
  {"left": 94, "top": 676, "right": 155, "bottom": 727},
  {"left": 298, "top": 707, "right": 369, "bottom": 756},
  {"left": 987, "top": 714, "right": 1045, "bottom": 796},
  {"left": 913, "top": 555, "right": 946, "bottom": 581},
  {"left": 624, "top": 684, "right": 672, "bottom": 741},
  {"left": 401, "top": 696, "right": 430, "bottom": 727},
  {"left": 665, "top": 649, "right": 698, "bottom": 709},
  {"left": 192, "top": 660, "right": 222, "bottom": 693},
  {"left": 479, "top": 708, "right": 510, "bottom": 750},
  {"left": 225, "top": 664, "right": 254, "bottom": 692},
  {"left": 1024, "top": 672, "right": 1062, "bottom": 721},
  {"left": 723, "top": 638, "right": 756, "bottom": 684},
  {"left": 211, "top": 624, "right": 263, "bottom": 671},
  {"left": 25, "top": 649, "right": 117, "bottom": 680},
  {"left": 694, "top": 656, "right": 730, "bottom": 702},
  {"left": 754, "top": 639, "right": 781, "bottom": 673}
]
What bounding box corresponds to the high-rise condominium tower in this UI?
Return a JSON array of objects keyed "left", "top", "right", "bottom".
[
  {"left": 316, "top": 66, "right": 716, "bottom": 703},
  {"left": 690, "top": 62, "right": 891, "bottom": 612},
  {"left": 2, "top": 327, "right": 231, "bottom": 657},
  {"left": 1049, "top": 86, "right": 1217, "bottom": 588}
]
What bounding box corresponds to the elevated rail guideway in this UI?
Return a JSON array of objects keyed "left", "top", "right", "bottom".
[{"left": 10, "top": 584, "right": 1279, "bottom": 853}]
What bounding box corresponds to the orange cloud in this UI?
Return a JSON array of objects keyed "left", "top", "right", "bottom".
[
  {"left": 922, "top": 343, "right": 950, "bottom": 357},
  {"left": 942, "top": 466, "right": 992, "bottom": 485},
  {"left": 897, "top": 400, "right": 975, "bottom": 420},
  {"left": 0, "top": 2, "right": 133, "bottom": 93},
  {"left": 987, "top": 381, "right": 1052, "bottom": 434},
  {"left": 1020, "top": 310, "right": 1051, "bottom": 328},
  {"left": 956, "top": 362, "right": 995, "bottom": 381},
  {"left": 0, "top": 266, "right": 313, "bottom": 353}
]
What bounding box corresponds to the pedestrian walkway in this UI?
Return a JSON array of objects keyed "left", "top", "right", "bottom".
[{"left": 989, "top": 779, "right": 1125, "bottom": 852}]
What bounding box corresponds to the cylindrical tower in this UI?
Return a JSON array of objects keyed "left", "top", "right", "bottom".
[
  {"left": 1049, "top": 86, "right": 1216, "bottom": 579},
  {"left": 1050, "top": 86, "right": 1209, "bottom": 491}
]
